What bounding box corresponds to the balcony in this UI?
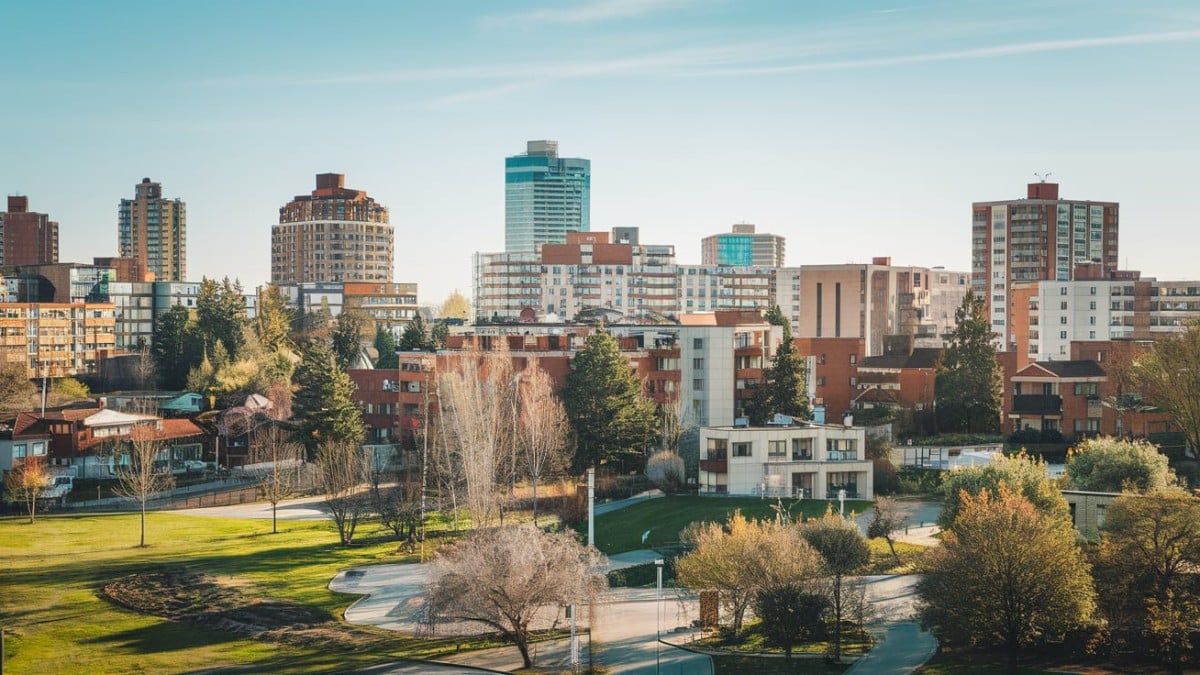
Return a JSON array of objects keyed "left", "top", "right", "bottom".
[
  {"left": 1012, "top": 394, "right": 1062, "bottom": 414},
  {"left": 699, "top": 459, "right": 728, "bottom": 473}
]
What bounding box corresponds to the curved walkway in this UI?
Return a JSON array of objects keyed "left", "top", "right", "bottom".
[{"left": 845, "top": 622, "right": 937, "bottom": 675}]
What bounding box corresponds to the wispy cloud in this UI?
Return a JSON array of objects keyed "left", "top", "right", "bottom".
[{"left": 484, "top": 0, "right": 696, "bottom": 27}]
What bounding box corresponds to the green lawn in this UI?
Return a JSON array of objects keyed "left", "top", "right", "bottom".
[
  {"left": 593, "top": 495, "right": 870, "bottom": 555},
  {"left": 0, "top": 512, "right": 480, "bottom": 674}
]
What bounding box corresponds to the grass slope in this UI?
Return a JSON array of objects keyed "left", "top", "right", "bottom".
[
  {"left": 0, "top": 512, "right": 468, "bottom": 674},
  {"left": 594, "top": 495, "right": 870, "bottom": 555}
]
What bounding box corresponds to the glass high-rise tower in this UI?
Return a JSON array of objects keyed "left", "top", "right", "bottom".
[{"left": 505, "top": 140, "right": 590, "bottom": 252}]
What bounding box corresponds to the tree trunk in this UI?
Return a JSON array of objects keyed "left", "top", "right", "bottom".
[
  {"left": 272, "top": 500, "right": 278, "bottom": 534},
  {"left": 28, "top": 494, "right": 36, "bottom": 524},
  {"left": 514, "top": 631, "right": 533, "bottom": 668},
  {"left": 832, "top": 575, "right": 842, "bottom": 661},
  {"left": 531, "top": 475, "right": 539, "bottom": 527},
  {"left": 140, "top": 497, "right": 147, "bottom": 548}
]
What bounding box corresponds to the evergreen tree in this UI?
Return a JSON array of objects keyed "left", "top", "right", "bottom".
[
  {"left": 935, "top": 290, "right": 1002, "bottom": 433},
  {"left": 195, "top": 276, "right": 246, "bottom": 360},
  {"left": 764, "top": 305, "right": 788, "bottom": 327},
  {"left": 330, "top": 310, "right": 367, "bottom": 371},
  {"left": 744, "top": 323, "right": 811, "bottom": 426},
  {"left": 399, "top": 314, "right": 431, "bottom": 351},
  {"left": 373, "top": 326, "right": 399, "bottom": 369},
  {"left": 562, "top": 330, "right": 657, "bottom": 472},
  {"left": 152, "top": 304, "right": 201, "bottom": 390},
  {"left": 292, "top": 342, "right": 364, "bottom": 456},
  {"left": 255, "top": 284, "right": 294, "bottom": 353},
  {"left": 430, "top": 321, "right": 449, "bottom": 350}
]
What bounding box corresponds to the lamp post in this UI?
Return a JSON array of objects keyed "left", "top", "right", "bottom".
[{"left": 655, "top": 558, "right": 664, "bottom": 673}]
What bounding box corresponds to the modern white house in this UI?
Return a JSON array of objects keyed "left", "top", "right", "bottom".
[{"left": 699, "top": 420, "right": 873, "bottom": 499}]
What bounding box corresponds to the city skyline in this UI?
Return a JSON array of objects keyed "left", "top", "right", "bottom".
[{"left": 3, "top": 1, "right": 1199, "bottom": 303}]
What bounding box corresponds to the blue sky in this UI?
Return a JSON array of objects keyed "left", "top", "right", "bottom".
[{"left": 3, "top": 0, "right": 1199, "bottom": 303}]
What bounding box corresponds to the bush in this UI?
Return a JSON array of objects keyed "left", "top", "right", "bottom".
[
  {"left": 896, "top": 467, "right": 943, "bottom": 495},
  {"left": 607, "top": 559, "right": 676, "bottom": 588}
]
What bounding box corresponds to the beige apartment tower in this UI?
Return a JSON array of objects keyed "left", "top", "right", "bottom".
[
  {"left": 271, "top": 173, "right": 394, "bottom": 284},
  {"left": 118, "top": 178, "right": 187, "bottom": 282}
]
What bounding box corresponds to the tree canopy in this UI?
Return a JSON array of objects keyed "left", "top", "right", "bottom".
[
  {"left": 937, "top": 453, "right": 1069, "bottom": 528},
  {"left": 292, "top": 341, "right": 364, "bottom": 455},
  {"left": 1065, "top": 436, "right": 1177, "bottom": 493},
  {"left": 562, "top": 330, "right": 657, "bottom": 472},
  {"left": 254, "top": 284, "right": 294, "bottom": 353},
  {"left": 935, "top": 290, "right": 1002, "bottom": 433},
  {"left": 0, "top": 362, "right": 36, "bottom": 415},
  {"left": 399, "top": 314, "right": 432, "bottom": 351},
  {"left": 1127, "top": 319, "right": 1200, "bottom": 456},
  {"left": 330, "top": 310, "right": 368, "bottom": 371},
  {"left": 152, "top": 304, "right": 202, "bottom": 390},
  {"left": 196, "top": 277, "right": 246, "bottom": 360},
  {"left": 440, "top": 289, "right": 471, "bottom": 321},
  {"left": 373, "top": 326, "right": 398, "bottom": 369},
  {"left": 918, "top": 487, "right": 1096, "bottom": 665},
  {"left": 744, "top": 322, "right": 811, "bottom": 426}
]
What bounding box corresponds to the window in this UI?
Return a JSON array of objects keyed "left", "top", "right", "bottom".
[
  {"left": 849, "top": 354, "right": 857, "bottom": 365},
  {"left": 1073, "top": 382, "right": 1099, "bottom": 397},
  {"left": 827, "top": 438, "right": 858, "bottom": 461},
  {"left": 1060, "top": 287, "right": 1068, "bottom": 295},
  {"left": 816, "top": 376, "right": 826, "bottom": 386},
  {"left": 1089, "top": 301, "right": 1096, "bottom": 310},
  {"left": 1060, "top": 301, "right": 1068, "bottom": 310},
  {"left": 768, "top": 440, "right": 786, "bottom": 458},
  {"left": 1060, "top": 316, "right": 1068, "bottom": 324},
  {"left": 693, "top": 378, "right": 704, "bottom": 391},
  {"left": 732, "top": 442, "right": 752, "bottom": 458},
  {"left": 792, "top": 438, "right": 813, "bottom": 460},
  {"left": 705, "top": 438, "right": 727, "bottom": 460},
  {"left": 693, "top": 338, "right": 704, "bottom": 349},
  {"left": 693, "top": 358, "right": 704, "bottom": 369},
  {"left": 1060, "top": 331, "right": 1068, "bottom": 339}
]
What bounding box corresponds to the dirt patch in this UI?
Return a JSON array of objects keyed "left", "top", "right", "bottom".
[{"left": 101, "top": 566, "right": 379, "bottom": 650}]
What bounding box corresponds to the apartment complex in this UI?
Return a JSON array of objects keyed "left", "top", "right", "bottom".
[
  {"left": 475, "top": 229, "right": 774, "bottom": 323},
  {"left": 505, "top": 140, "right": 590, "bottom": 253},
  {"left": 342, "top": 282, "right": 420, "bottom": 335},
  {"left": 701, "top": 223, "right": 786, "bottom": 267},
  {"left": 119, "top": 178, "right": 187, "bottom": 282},
  {"left": 776, "top": 259, "right": 969, "bottom": 356},
  {"left": 0, "top": 196, "right": 58, "bottom": 266},
  {"left": 699, "top": 423, "right": 872, "bottom": 499},
  {"left": 271, "top": 173, "right": 393, "bottom": 284},
  {"left": 0, "top": 302, "right": 116, "bottom": 377},
  {"left": 972, "top": 181, "right": 1119, "bottom": 349}
]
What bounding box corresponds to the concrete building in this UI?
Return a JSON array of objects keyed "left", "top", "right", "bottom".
[
  {"left": 271, "top": 173, "right": 393, "bottom": 284},
  {"left": 342, "top": 282, "right": 419, "bottom": 336},
  {"left": 972, "top": 181, "right": 1119, "bottom": 350},
  {"left": 0, "top": 196, "right": 58, "bottom": 265},
  {"left": 505, "top": 140, "right": 590, "bottom": 253},
  {"left": 701, "top": 223, "right": 786, "bottom": 267},
  {"left": 119, "top": 178, "right": 187, "bottom": 282},
  {"left": 0, "top": 302, "right": 116, "bottom": 378},
  {"left": 699, "top": 422, "right": 872, "bottom": 498}
]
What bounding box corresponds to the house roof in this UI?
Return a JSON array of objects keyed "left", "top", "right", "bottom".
[
  {"left": 858, "top": 348, "right": 942, "bottom": 370},
  {"left": 1015, "top": 360, "right": 1106, "bottom": 379},
  {"left": 83, "top": 409, "right": 158, "bottom": 427}
]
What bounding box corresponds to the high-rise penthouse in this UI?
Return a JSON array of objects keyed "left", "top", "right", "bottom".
[
  {"left": 505, "top": 140, "right": 590, "bottom": 252},
  {"left": 0, "top": 196, "right": 58, "bottom": 266},
  {"left": 271, "top": 173, "right": 393, "bottom": 284},
  {"left": 118, "top": 178, "right": 187, "bottom": 281}
]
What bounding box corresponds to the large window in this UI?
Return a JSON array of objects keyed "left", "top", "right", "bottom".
[
  {"left": 706, "top": 438, "right": 727, "bottom": 460},
  {"left": 827, "top": 438, "right": 858, "bottom": 461},
  {"left": 826, "top": 472, "right": 860, "bottom": 498},
  {"left": 768, "top": 440, "right": 786, "bottom": 458},
  {"left": 792, "top": 438, "right": 813, "bottom": 460},
  {"left": 732, "top": 442, "right": 752, "bottom": 458}
]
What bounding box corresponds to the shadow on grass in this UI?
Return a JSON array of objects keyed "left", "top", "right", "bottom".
[{"left": 78, "top": 620, "right": 239, "bottom": 653}]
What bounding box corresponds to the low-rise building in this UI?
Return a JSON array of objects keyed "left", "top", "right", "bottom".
[{"left": 699, "top": 421, "right": 872, "bottom": 499}]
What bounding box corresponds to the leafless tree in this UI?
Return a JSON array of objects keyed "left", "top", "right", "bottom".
[
  {"left": 516, "top": 359, "right": 569, "bottom": 526},
  {"left": 249, "top": 424, "right": 305, "bottom": 534},
  {"left": 373, "top": 479, "right": 423, "bottom": 549},
  {"left": 134, "top": 345, "right": 158, "bottom": 390},
  {"left": 867, "top": 495, "right": 907, "bottom": 562},
  {"left": 436, "top": 349, "right": 514, "bottom": 527},
  {"left": 114, "top": 424, "right": 176, "bottom": 547},
  {"left": 316, "top": 439, "right": 368, "bottom": 546},
  {"left": 5, "top": 456, "right": 51, "bottom": 523},
  {"left": 645, "top": 450, "right": 686, "bottom": 492},
  {"left": 425, "top": 524, "right": 606, "bottom": 668}
]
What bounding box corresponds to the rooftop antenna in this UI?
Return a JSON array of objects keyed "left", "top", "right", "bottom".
[{"left": 1034, "top": 171, "right": 1053, "bottom": 183}]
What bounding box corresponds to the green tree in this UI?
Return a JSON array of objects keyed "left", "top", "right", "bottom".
[
  {"left": 562, "top": 330, "right": 657, "bottom": 472},
  {"left": 918, "top": 486, "right": 1096, "bottom": 667},
  {"left": 753, "top": 584, "right": 829, "bottom": 658},
  {"left": 195, "top": 277, "right": 246, "bottom": 360},
  {"left": 152, "top": 304, "right": 201, "bottom": 390},
  {"left": 399, "top": 314, "right": 430, "bottom": 351},
  {"left": 330, "top": 310, "right": 368, "bottom": 371},
  {"left": 255, "top": 284, "right": 294, "bottom": 353},
  {"left": 430, "top": 321, "right": 449, "bottom": 350},
  {"left": 1127, "top": 319, "right": 1200, "bottom": 456},
  {"left": 937, "top": 452, "right": 1068, "bottom": 528},
  {"left": 1065, "top": 436, "right": 1177, "bottom": 493},
  {"left": 744, "top": 322, "right": 811, "bottom": 426},
  {"left": 49, "top": 377, "right": 90, "bottom": 404},
  {"left": 0, "top": 362, "right": 36, "bottom": 415},
  {"left": 935, "top": 290, "right": 1002, "bottom": 433},
  {"left": 373, "top": 326, "right": 398, "bottom": 369},
  {"left": 292, "top": 342, "right": 364, "bottom": 456},
  {"left": 802, "top": 512, "right": 871, "bottom": 662},
  {"left": 763, "top": 305, "right": 787, "bottom": 327}
]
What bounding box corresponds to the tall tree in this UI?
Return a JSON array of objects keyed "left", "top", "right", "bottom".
[
  {"left": 373, "top": 326, "right": 398, "bottom": 369},
  {"left": 515, "top": 359, "right": 569, "bottom": 526},
  {"left": 399, "top": 314, "right": 431, "bottom": 351},
  {"left": 763, "top": 304, "right": 787, "bottom": 327},
  {"left": 1128, "top": 319, "right": 1200, "bottom": 456},
  {"left": 429, "top": 321, "right": 449, "bottom": 350},
  {"left": 562, "top": 330, "right": 657, "bottom": 472},
  {"left": 440, "top": 289, "right": 471, "bottom": 321},
  {"left": 744, "top": 322, "right": 811, "bottom": 426},
  {"left": 316, "top": 439, "right": 368, "bottom": 546},
  {"left": 938, "top": 452, "right": 1068, "bottom": 528},
  {"left": 195, "top": 277, "right": 246, "bottom": 360},
  {"left": 255, "top": 284, "right": 294, "bottom": 353},
  {"left": 935, "top": 290, "right": 1002, "bottom": 433},
  {"left": 249, "top": 424, "right": 305, "bottom": 534},
  {"left": 1065, "top": 436, "right": 1177, "bottom": 493},
  {"left": 0, "top": 362, "right": 36, "bottom": 415},
  {"left": 152, "top": 304, "right": 201, "bottom": 390},
  {"left": 330, "top": 309, "right": 368, "bottom": 371},
  {"left": 5, "top": 456, "right": 51, "bottom": 523},
  {"left": 802, "top": 511, "right": 871, "bottom": 662},
  {"left": 425, "top": 524, "right": 605, "bottom": 668},
  {"left": 918, "top": 486, "right": 1096, "bottom": 668},
  {"left": 867, "top": 495, "right": 906, "bottom": 561},
  {"left": 114, "top": 425, "right": 176, "bottom": 548},
  {"left": 292, "top": 342, "right": 364, "bottom": 456}
]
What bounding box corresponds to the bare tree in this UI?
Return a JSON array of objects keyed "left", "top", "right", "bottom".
[
  {"left": 437, "top": 349, "right": 514, "bottom": 527},
  {"left": 646, "top": 450, "right": 686, "bottom": 493},
  {"left": 373, "top": 479, "right": 423, "bottom": 549},
  {"left": 114, "top": 424, "right": 176, "bottom": 548},
  {"left": 867, "top": 495, "right": 907, "bottom": 562},
  {"left": 316, "top": 440, "right": 368, "bottom": 546},
  {"left": 516, "top": 359, "right": 569, "bottom": 526},
  {"left": 249, "top": 424, "right": 305, "bottom": 534},
  {"left": 5, "top": 456, "right": 51, "bottom": 523},
  {"left": 134, "top": 345, "right": 158, "bottom": 390},
  {"left": 425, "top": 524, "right": 606, "bottom": 668}
]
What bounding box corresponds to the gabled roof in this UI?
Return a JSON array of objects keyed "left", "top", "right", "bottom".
[
  {"left": 1015, "top": 360, "right": 1106, "bottom": 379},
  {"left": 83, "top": 409, "right": 158, "bottom": 427}
]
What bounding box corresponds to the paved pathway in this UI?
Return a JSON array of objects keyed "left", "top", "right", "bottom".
[
  {"left": 845, "top": 622, "right": 937, "bottom": 675},
  {"left": 174, "top": 494, "right": 330, "bottom": 520}
]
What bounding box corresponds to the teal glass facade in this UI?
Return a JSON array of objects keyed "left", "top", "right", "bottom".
[{"left": 505, "top": 142, "right": 590, "bottom": 252}]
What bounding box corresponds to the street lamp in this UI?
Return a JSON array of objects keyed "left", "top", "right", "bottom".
[{"left": 655, "top": 558, "right": 664, "bottom": 673}]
